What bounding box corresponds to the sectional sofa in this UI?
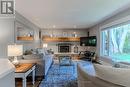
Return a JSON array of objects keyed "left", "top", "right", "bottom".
[
  {"left": 77, "top": 61, "right": 130, "bottom": 87},
  {"left": 19, "top": 53, "right": 53, "bottom": 77}
]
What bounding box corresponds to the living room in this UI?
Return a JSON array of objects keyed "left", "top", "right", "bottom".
[{"left": 1, "top": 0, "right": 130, "bottom": 87}]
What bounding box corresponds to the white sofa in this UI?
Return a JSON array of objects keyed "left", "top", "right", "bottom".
[
  {"left": 77, "top": 61, "right": 127, "bottom": 87},
  {"left": 94, "top": 63, "right": 130, "bottom": 87},
  {"left": 0, "top": 59, "right": 15, "bottom": 87},
  {"left": 43, "top": 54, "right": 53, "bottom": 75}
]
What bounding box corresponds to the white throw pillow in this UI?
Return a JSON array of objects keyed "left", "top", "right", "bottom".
[
  {"left": 37, "top": 48, "right": 46, "bottom": 56},
  {"left": 113, "top": 62, "right": 130, "bottom": 68}
]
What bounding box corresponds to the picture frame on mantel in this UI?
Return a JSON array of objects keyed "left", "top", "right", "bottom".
[
  {"left": 63, "top": 32, "right": 68, "bottom": 37},
  {"left": 15, "top": 20, "right": 34, "bottom": 42}
]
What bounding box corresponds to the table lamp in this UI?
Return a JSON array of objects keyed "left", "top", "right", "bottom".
[
  {"left": 8, "top": 44, "right": 23, "bottom": 66},
  {"left": 43, "top": 43, "right": 48, "bottom": 48}
]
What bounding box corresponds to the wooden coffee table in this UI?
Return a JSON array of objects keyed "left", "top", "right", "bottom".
[{"left": 15, "top": 63, "right": 36, "bottom": 87}]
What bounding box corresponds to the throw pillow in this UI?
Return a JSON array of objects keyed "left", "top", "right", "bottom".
[
  {"left": 37, "top": 48, "right": 46, "bottom": 56},
  {"left": 113, "top": 62, "right": 130, "bottom": 68}
]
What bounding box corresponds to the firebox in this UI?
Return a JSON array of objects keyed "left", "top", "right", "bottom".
[{"left": 58, "top": 43, "right": 71, "bottom": 53}]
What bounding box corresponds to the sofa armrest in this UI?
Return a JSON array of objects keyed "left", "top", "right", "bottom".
[{"left": 94, "top": 64, "right": 130, "bottom": 87}]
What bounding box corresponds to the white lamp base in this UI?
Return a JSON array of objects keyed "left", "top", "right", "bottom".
[{"left": 12, "top": 56, "right": 19, "bottom": 67}]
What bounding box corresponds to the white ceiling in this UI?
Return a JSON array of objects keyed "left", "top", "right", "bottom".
[{"left": 16, "top": 0, "right": 130, "bottom": 29}]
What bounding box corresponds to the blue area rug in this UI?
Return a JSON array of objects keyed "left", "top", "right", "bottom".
[{"left": 39, "top": 61, "right": 78, "bottom": 87}]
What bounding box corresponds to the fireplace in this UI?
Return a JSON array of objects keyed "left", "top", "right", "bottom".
[{"left": 58, "top": 43, "right": 71, "bottom": 53}]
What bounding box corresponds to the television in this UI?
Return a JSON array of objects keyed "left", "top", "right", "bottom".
[{"left": 80, "top": 36, "right": 97, "bottom": 46}]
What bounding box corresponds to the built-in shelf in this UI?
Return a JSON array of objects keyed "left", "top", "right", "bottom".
[
  {"left": 17, "top": 36, "right": 34, "bottom": 41},
  {"left": 15, "top": 20, "right": 34, "bottom": 41},
  {"left": 42, "top": 36, "right": 80, "bottom": 42}
]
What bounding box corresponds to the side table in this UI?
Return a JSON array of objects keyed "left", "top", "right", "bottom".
[{"left": 15, "top": 63, "right": 36, "bottom": 87}]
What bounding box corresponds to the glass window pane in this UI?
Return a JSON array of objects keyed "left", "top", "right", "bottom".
[
  {"left": 109, "top": 24, "right": 130, "bottom": 62},
  {"left": 101, "top": 24, "right": 130, "bottom": 62}
]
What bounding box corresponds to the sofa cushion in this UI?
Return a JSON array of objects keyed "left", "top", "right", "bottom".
[
  {"left": 37, "top": 48, "right": 46, "bottom": 56},
  {"left": 44, "top": 50, "right": 49, "bottom": 55}
]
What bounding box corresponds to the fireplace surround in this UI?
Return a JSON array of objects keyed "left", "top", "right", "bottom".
[{"left": 58, "top": 43, "right": 71, "bottom": 53}]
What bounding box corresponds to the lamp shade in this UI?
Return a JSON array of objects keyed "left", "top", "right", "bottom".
[
  {"left": 43, "top": 43, "right": 48, "bottom": 48},
  {"left": 8, "top": 44, "right": 23, "bottom": 56}
]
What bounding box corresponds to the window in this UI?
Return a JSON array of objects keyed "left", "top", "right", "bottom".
[{"left": 101, "top": 23, "right": 130, "bottom": 62}]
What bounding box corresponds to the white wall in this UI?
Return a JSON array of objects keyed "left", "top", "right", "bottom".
[
  {"left": 15, "top": 12, "right": 41, "bottom": 51},
  {"left": 0, "top": 18, "right": 15, "bottom": 58},
  {"left": 0, "top": 12, "right": 41, "bottom": 58},
  {"left": 42, "top": 29, "right": 88, "bottom": 37},
  {"left": 41, "top": 29, "right": 89, "bottom": 53},
  {"left": 88, "top": 7, "right": 130, "bottom": 63}
]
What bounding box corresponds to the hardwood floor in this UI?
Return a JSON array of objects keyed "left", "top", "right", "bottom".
[{"left": 15, "top": 76, "right": 43, "bottom": 87}]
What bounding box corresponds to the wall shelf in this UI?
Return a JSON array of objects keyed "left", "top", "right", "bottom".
[
  {"left": 42, "top": 36, "right": 80, "bottom": 42},
  {"left": 15, "top": 20, "right": 34, "bottom": 41},
  {"left": 17, "top": 36, "right": 34, "bottom": 41}
]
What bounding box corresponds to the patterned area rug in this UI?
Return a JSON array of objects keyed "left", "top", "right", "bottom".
[{"left": 39, "top": 61, "right": 78, "bottom": 87}]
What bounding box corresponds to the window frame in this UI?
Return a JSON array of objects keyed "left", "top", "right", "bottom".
[
  {"left": 99, "top": 15, "right": 130, "bottom": 60},
  {"left": 100, "top": 22, "right": 130, "bottom": 61}
]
